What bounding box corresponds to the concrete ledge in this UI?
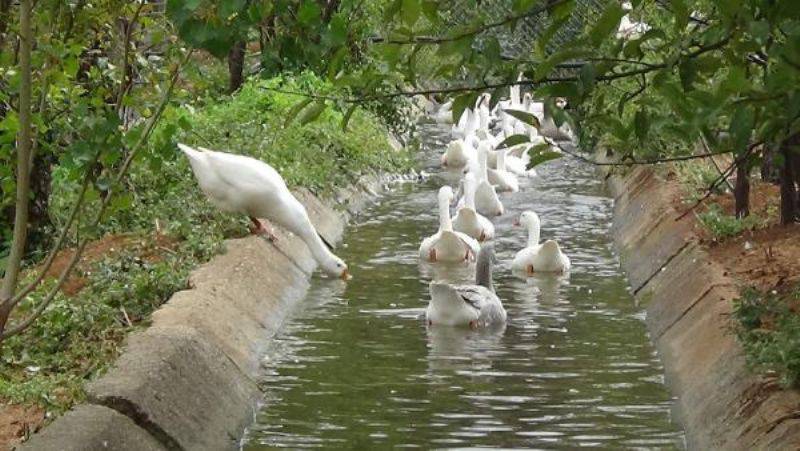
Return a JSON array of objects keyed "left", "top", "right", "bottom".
[
  {"left": 21, "top": 171, "right": 387, "bottom": 450},
  {"left": 19, "top": 405, "right": 166, "bottom": 451},
  {"left": 86, "top": 325, "right": 260, "bottom": 450},
  {"left": 608, "top": 168, "right": 800, "bottom": 450}
]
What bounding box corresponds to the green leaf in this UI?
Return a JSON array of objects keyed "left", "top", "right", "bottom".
[
  {"left": 579, "top": 63, "right": 596, "bottom": 93},
  {"left": 526, "top": 144, "right": 562, "bottom": 169},
  {"left": 671, "top": 0, "right": 689, "bottom": 31},
  {"left": 729, "top": 105, "right": 754, "bottom": 154},
  {"left": 421, "top": 0, "right": 439, "bottom": 23},
  {"left": 452, "top": 93, "right": 478, "bottom": 123},
  {"left": 384, "top": 0, "right": 402, "bottom": 22},
  {"left": 489, "top": 86, "right": 504, "bottom": 111},
  {"left": 299, "top": 100, "right": 327, "bottom": 125},
  {"left": 284, "top": 98, "right": 314, "bottom": 127},
  {"left": 588, "top": 3, "right": 625, "bottom": 46},
  {"left": 497, "top": 134, "right": 530, "bottom": 149},
  {"left": 341, "top": 105, "right": 357, "bottom": 131},
  {"left": 401, "top": 0, "right": 421, "bottom": 27},
  {"left": 634, "top": 110, "right": 649, "bottom": 141},
  {"left": 503, "top": 109, "right": 541, "bottom": 128},
  {"left": 298, "top": 0, "right": 321, "bottom": 26}
]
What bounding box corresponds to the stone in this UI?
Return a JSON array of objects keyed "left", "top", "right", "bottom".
[{"left": 19, "top": 405, "right": 164, "bottom": 451}]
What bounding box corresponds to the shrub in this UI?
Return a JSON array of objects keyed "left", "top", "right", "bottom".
[
  {"left": 732, "top": 286, "right": 800, "bottom": 388},
  {"left": 697, "top": 204, "right": 765, "bottom": 240}
]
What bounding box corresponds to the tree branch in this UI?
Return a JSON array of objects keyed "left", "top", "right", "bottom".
[
  {"left": 1, "top": 0, "right": 33, "bottom": 310},
  {"left": 0, "top": 50, "right": 193, "bottom": 342},
  {"left": 368, "top": 0, "right": 571, "bottom": 45}
]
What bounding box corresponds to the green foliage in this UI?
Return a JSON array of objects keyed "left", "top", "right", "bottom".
[
  {"left": 697, "top": 204, "right": 765, "bottom": 239},
  {"left": 733, "top": 286, "right": 800, "bottom": 388},
  {"left": 2, "top": 72, "right": 410, "bottom": 410}
]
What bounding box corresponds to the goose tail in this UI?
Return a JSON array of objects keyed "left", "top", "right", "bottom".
[{"left": 177, "top": 143, "right": 204, "bottom": 160}]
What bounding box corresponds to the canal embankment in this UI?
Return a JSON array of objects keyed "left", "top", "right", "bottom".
[
  {"left": 607, "top": 165, "right": 800, "bottom": 449},
  {"left": 19, "top": 172, "right": 403, "bottom": 450}
]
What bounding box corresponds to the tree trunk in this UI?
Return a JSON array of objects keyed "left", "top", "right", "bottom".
[
  {"left": 779, "top": 134, "right": 799, "bottom": 225},
  {"left": 735, "top": 159, "right": 750, "bottom": 218},
  {"left": 0, "top": 0, "right": 12, "bottom": 52},
  {"left": 0, "top": 0, "right": 33, "bottom": 335},
  {"left": 227, "top": 40, "right": 246, "bottom": 94},
  {"left": 321, "top": 0, "right": 340, "bottom": 23}
]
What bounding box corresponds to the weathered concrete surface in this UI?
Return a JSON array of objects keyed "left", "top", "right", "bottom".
[
  {"left": 608, "top": 166, "right": 800, "bottom": 450},
  {"left": 86, "top": 325, "right": 260, "bottom": 450},
  {"left": 22, "top": 173, "right": 386, "bottom": 450},
  {"left": 20, "top": 405, "right": 166, "bottom": 451}
]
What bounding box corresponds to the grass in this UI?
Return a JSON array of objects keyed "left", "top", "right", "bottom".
[
  {"left": 696, "top": 204, "right": 766, "bottom": 240},
  {"left": 732, "top": 285, "right": 800, "bottom": 388},
  {"left": 0, "top": 71, "right": 414, "bottom": 413}
]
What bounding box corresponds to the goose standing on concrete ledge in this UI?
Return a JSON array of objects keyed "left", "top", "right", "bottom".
[
  {"left": 427, "top": 244, "right": 507, "bottom": 328},
  {"left": 177, "top": 143, "right": 351, "bottom": 280}
]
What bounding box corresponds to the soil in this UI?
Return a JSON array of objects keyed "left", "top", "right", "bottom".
[
  {"left": 0, "top": 404, "right": 45, "bottom": 451},
  {"left": 695, "top": 181, "right": 800, "bottom": 293},
  {"left": 32, "top": 233, "right": 178, "bottom": 297}
]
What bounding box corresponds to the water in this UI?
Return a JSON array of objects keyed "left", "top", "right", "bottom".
[{"left": 242, "top": 122, "right": 685, "bottom": 449}]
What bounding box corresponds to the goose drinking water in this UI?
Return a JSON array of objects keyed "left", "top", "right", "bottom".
[{"left": 177, "top": 143, "right": 351, "bottom": 280}]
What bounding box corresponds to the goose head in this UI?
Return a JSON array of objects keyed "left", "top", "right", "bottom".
[
  {"left": 321, "top": 255, "right": 350, "bottom": 280},
  {"left": 513, "top": 210, "right": 540, "bottom": 228},
  {"left": 622, "top": 1, "right": 633, "bottom": 12}
]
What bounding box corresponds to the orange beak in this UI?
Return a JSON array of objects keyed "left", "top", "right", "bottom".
[{"left": 340, "top": 268, "right": 352, "bottom": 281}]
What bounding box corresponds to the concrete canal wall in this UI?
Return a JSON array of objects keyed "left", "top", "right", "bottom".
[
  {"left": 20, "top": 174, "right": 392, "bottom": 451},
  {"left": 607, "top": 166, "right": 800, "bottom": 450}
]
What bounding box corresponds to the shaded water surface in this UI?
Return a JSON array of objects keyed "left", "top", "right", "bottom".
[{"left": 242, "top": 122, "right": 685, "bottom": 449}]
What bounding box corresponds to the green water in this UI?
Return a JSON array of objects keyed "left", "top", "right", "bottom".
[{"left": 242, "top": 123, "right": 685, "bottom": 449}]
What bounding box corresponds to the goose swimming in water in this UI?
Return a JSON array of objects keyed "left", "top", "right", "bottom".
[
  {"left": 419, "top": 186, "right": 481, "bottom": 263},
  {"left": 427, "top": 244, "right": 507, "bottom": 328},
  {"left": 177, "top": 143, "right": 351, "bottom": 280},
  {"left": 511, "top": 211, "right": 570, "bottom": 275},
  {"left": 453, "top": 173, "right": 495, "bottom": 242}
]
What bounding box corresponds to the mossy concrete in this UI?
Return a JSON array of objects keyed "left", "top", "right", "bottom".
[{"left": 608, "top": 166, "right": 800, "bottom": 450}]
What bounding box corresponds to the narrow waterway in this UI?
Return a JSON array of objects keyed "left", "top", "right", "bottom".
[{"left": 241, "top": 122, "right": 685, "bottom": 449}]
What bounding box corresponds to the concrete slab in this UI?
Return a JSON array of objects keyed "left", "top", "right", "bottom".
[
  {"left": 86, "top": 325, "right": 260, "bottom": 451},
  {"left": 19, "top": 405, "right": 165, "bottom": 451}
]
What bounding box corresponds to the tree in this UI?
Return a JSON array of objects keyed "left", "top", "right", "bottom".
[{"left": 0, "top": 0, "right": 190, "bottom": 343}]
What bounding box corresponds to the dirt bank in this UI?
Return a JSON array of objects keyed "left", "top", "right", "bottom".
[{"left": 607, "top": 166, "right": 800, "bottom": 449}]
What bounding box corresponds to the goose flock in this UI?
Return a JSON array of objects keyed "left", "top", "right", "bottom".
[
  {"left": 423, "top": 88, "right": 572, "bottom": 329},
  {"left": 176, "top": 85, "right": 573, "bottom": 330}
]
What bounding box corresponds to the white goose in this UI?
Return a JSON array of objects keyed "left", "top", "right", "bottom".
[
  {"left": 441, "top": 139, "right": 474, "bottom": 170},
  {"left": 419, "top": 186, "right": 480, "bottom": 263},
  {"left": 453, "top": 173, "right": 495, "bottom": 242},
  {"left": 177, "top": 144, "right": 350, "bottom": 280},
  {"left": 427, "top": 244, "right": 507, "bottom": 328},
  {"left": 512, "top": 211, "right": 570, "bottom": 275},
  {"left": 487, "top": 147, "right": 520, "bottom": 192},
  {"left": 474, "top": 143, "right": 504, "bottom": 217}
]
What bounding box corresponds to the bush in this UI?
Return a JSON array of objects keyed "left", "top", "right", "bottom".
[
  {"left": 697, "top": 204, "right": 765, "bottom": 240},
  {"left": 733, "top": 286, "right": 800, "bottom": 388}
]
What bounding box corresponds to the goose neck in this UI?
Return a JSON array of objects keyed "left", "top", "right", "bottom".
[
  {"left": 497, "top": 148, "right": 506, "bottom": 171},
  {"left": 464, "top": 177, "right": 476, "bottom": 209},
  {"left": 438, "top": 194, "right": 453, "bottom": 232},
  {"left": 527, "top": 221, "right": 541, "bottom": 247}
]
